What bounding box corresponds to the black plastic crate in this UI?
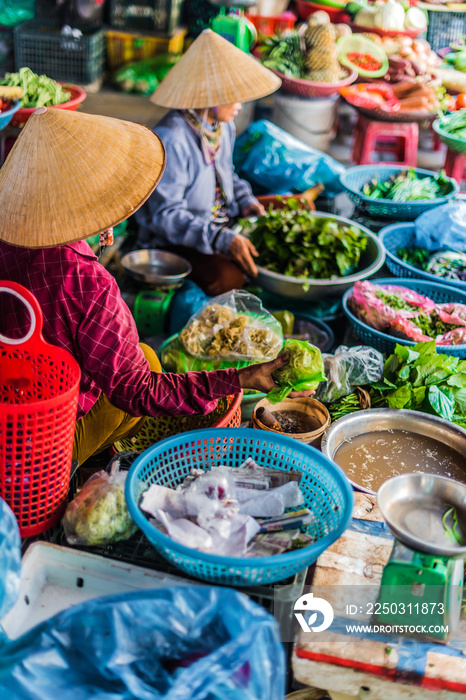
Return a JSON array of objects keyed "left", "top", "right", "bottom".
[
  {"left": 109, "top": 0, "right": 184, "bottom": 33},
  {"left": 14, "top": 19, "right": 104, "bottom": 85},
  {"left": 425, "top": 8, "right": 466, "bottom": 54}
]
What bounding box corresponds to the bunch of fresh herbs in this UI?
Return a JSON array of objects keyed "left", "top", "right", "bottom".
[
  {"left": 362, "top": 168, "right": 452, "bottom": 201},
  {"left": 248, "top": 199, "right": 368, "bottom": 281},
  {"left": 259, "top": 33, "right": 306, "bottom": 78},
  {"left": 397, "top": 246, "right": 431, "bottom": 270},
  {"left": 328, "top": 341, "right": 466, "bottom": 428}
]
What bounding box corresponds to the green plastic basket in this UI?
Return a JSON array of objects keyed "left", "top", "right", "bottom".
[{"left": 433, "top": 117, "right": 466, "bottom": 154}]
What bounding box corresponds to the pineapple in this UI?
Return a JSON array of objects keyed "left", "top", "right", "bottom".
[{"left": 304, "top": 19, "right": 342, "bottom": 83}]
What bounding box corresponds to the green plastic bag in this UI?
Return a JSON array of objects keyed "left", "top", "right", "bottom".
[
  {"left": 267, "top": 339, "right": 326, "bottom": 404},
  {"left": 113, "top": 54, "right": 181, "bottom": 95}
]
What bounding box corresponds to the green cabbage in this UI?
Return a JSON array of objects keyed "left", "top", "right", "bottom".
[{"left": 267, "top": 339, "right": 326, "bottom": 404}]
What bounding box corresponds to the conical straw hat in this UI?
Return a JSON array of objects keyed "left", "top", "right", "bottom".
[
  {"left": 150, "top": 29, "right": 281, "bottom": 109},
  {"left": 0, "top": 107, "right": 165, "bottom": 248}
]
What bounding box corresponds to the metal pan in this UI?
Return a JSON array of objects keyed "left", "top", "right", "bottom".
[
  {"left": 321, "top": 408, "right": 466, "bottom": 495},
  {"left": 120, "top": 250, "right": 191, "bottom": 287}
]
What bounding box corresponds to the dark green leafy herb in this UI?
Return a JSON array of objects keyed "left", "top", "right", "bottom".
[
  {"left": 326, "top": 341, "right": 466, "bottom": 426},
  {"left": 248, "top": 199, "right": 368, "bottom": 281},
  {"left": 397, "top": 246, "right": 431, "bottom": 270},
  {"left": 362, "top": 168, "right": 452, "bottom": 201}
]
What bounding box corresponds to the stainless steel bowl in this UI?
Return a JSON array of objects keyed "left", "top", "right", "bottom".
[
  {"left": 252, "top": 212, "right": 385, "bottom": 300},
  {"left": 378, "top": 473, "right": 466, "bottom": 557},
  {"left": 120, "top": 249, "right": 192, "bottom": 287},
  {"left": 321, "top": 409, "right": 466, "bottom": 495}
]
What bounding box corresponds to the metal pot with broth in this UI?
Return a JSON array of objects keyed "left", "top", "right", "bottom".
[{"left": 321, "top": 409, "right": 466, "bottom": 494}]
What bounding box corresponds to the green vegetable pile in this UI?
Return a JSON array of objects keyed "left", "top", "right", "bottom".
[
  {"left": 397, "top": 246, "right": 431, "bottom": 270},
  {"left": 249, "top": 200, "right": 368, "bottom": 281},
  {"left": 362, "top": 168, "right": 453, "bottom": 201},
  {"left": 443, "top": 37, "right": 466, "bottom": 74},
  {"left": 328, "top": 341, "right": 466, "bottom": 429},
  {"left": 259, "top": 33, "right": 306, "bottom": 78},
  {"left": 437, "top": 110, "right": 466, "bottom": 143},
  {"left": 373, "top": 289, "right": 458, "bottom": 338},
  {"left": 0, "top": 67, "right": 71, "bottom": 108},
  {"left": 268, "top": 338, "right": 326, "bottom": 403}
]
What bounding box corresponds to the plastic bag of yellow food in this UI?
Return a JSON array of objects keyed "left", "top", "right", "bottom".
[{"left": 160, "top": 291, "right": 283, "bottom": 372}]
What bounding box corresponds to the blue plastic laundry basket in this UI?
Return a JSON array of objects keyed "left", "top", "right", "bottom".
[
  {"left": 340, "top": 165, "right": 458, "bottom": 221},
  {"left": 125, "top": 428, "right": 354, "bottom": 586},
  {"left": 343, "top": 277, "right": 466, "bottom": 357},
  {"left": 380, "top": 223, "right": 466, "bottom": 290}
]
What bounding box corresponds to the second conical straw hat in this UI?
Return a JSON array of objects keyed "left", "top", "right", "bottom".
[
  {"left": 150, "top": 29, "right": 281, "bottom": 109},
  {"left": 0, "top": 107, "right": 165, "bottom": 248}
]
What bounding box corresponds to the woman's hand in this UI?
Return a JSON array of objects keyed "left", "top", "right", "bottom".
[
  {"left": 238, "top": 355, "right": 316, "bottom": 398},
  {"left": 229, "top": 234, "right": 258, "bottom": 277},
  {"left": 241, "top": 200, "right": 265, "bottom": 218}
]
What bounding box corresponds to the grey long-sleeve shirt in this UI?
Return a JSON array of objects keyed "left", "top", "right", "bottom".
[{"left": 135, "top": 109, "right": 256, "bottom": 255}]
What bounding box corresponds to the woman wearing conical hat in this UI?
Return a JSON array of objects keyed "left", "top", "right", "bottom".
[
  {"left": 135, "top": 29, "right": 281, "bottom": 296},
  {"left": 0, "top": 107, "right": 311, "bottom": 467}
]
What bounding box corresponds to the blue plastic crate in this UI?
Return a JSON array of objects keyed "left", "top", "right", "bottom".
[
  {"left": 125, "top": 428, "right": 353, "bottom": 586},
  {"left": 343, "top": 277, "right": 466, "bottom": 357},
  {"left": 340, "top": 165, "right": 458, "bottom": 221},
  {"left": 380, "top": 223, "right": 466, "bottom": 290}
]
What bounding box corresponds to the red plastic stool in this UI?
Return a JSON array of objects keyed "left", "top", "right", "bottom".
[
  {"left": 444, "top": 147, "right": 466, "bottom": 193},
  {"left": 351, "top": 115, "right": 419, "bottom": 166}
]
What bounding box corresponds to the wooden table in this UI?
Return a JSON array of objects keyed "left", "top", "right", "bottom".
[{"left": 292, "top": 494, "right": 466, "bottom": 699}]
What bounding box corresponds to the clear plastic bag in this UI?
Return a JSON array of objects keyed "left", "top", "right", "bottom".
[
  {"left": 318, "top": 345, "right": 385, "bottom": 404},
  {"left": 161, "top": 290, "right": 283, "bottom": 372},
  {"left": 0, "top": 498, "right": 21, "bottom": 620},
  {"left": 62, "top": 463, "right": 137, "bottom": 546},
  {"left": 0, "top": 587, "right": 285, "bottom": 700}
]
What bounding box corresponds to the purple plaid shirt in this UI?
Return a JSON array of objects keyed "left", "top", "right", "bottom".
[{"left": 0, "top": 240, "right": 241, "bottom": 420}]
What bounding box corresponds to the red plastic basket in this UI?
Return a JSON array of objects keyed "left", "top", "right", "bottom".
[
  {"left": 0, "top": 281, "right": 80, "bottom": 536},
  {"left": 10, "top": 84, "right": 87, "bottom": 128},
  {"left": 294, "top": 0, "right": 348, "bottom": 23},
  {"left": 271, "top": 65, "right": 357, "bottom": 97},
  {"left": 246, "top": 13, "right": 296, "bottom": 36}
]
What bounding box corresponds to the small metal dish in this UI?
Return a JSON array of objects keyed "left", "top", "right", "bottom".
[
  {"left": 120, "top": 249, "right": 191, "bottom": 287},
  {"left": 378, "top": 474, "right": 466, "bottom": 558}
]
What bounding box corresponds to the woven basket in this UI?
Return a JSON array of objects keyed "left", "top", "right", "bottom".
[
  {"left": 114, "top": 392, "right": 242, "bottom": 452},
  {"left": 380, "top": 223, "right": 466, "bottom": 290},
  {"left": 343, "top": 277, "right": 466, "bottom": 358},
  {"left": 340, "top": 165, "right": 459, "bottom": 221},
  {"left": 271, "top": 66, "right": 357, "bottom": 98}
]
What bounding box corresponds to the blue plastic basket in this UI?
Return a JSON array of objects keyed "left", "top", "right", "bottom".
[
  {"left": 125, "top": 428, "right": 354, "bottom": 586},
  {"left": 343, "top": 277, "right": 466, "bottom": 357},
  {"left": 0, "top": 100, "right": 21, "bottom": 131},
  {"left": 380, "top": 223, "right": 466, "bottom": 290},
  {"left": 340, "top": 165, "right": 459, "bottom": 221}
]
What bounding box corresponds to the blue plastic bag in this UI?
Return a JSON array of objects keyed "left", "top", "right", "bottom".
[
  {"left": 0, "top": 586, "right": 285, "bottom": 700},
  {"left": 168, "top": 280, "right": 210, "bottom": 336},
  {"left": 233, "top": 119, "right": 346, "bottom": 198},
  {"left": 0, "top": 497, "right": 21, "bottom": 619},
  {"left": 415, "top": 202, "right": 466, "bottom": 253}
]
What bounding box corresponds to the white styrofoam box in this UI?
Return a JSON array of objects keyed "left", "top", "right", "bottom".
[{"left": 0, "top": 542, "right": 195, "bottom": 639}]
